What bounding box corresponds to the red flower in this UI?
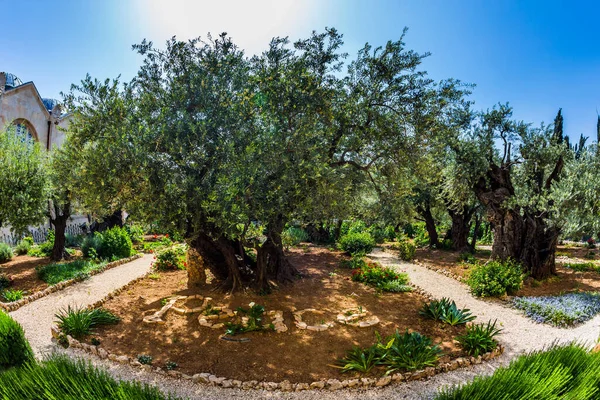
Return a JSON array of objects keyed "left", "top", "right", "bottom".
[
  {"left": 153, "top": 234, "right": 158, "bottom": 239},
  {"left": 165, "top": 234, "right": 169, "bottom": 238}
]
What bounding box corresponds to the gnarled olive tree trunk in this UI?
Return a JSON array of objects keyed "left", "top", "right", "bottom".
[
  {"left": 416, "top": 202, "right": 439, "bottom": 248},
  {"left": 50, "top": 200, "right": 71, "bottom": 261},
  {"left": 447, "top": 206, "right": 475, "bottom": 253},
  {"left": 475, "top": 164, "right": 559, "bottom": 279},
  {"left": 256, "top": 215, "right": 299, "bottom": 291}
]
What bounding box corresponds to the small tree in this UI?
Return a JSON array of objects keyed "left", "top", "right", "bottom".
[{"left": 0, "top": 128, "right": 47, "bottom": 235}]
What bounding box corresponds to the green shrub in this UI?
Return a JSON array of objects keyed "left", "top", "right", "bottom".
[
  {"left": 81, "top": 234, "right": 102, "bottom": 258},
  {"left": 457, "top": 252, "right": 477, "bottom": 264},
  {"left": 0, "top": 243, "right": 13, "bottom": 263},
  {"left": 563, "top": 261, "right": 600, "bottom": 273},
  {"left": 390, "top": 239, "right": 416, "bottom": 261},
  {"left": 154, "top": 246, "right": 186, "bottom": 271},
  {"left": 125, "top": 224, "right": 145, "bottom": 244},
  {"left": 55, "top": 306, "right": 120, "bottom": 339},
  {"left": 65, "top": 234, "right": 84, "bottom": 248},
  {"left": 0, "top": 273, "right": 12, "bottom": 290},
  {"left": 27, "top": 230, "right": 55, "bottom": 258},
  {"left": 466, "top": 259, "right": 523, "bottom": 297},
  {"left": 225, "top": 303, "right": 270, "bottom": 336},
  {"left": 0, "top": 311, "right": 33, "bottom": 370},
  {"left": 2, "top": 289, "right": 23, "bottom": 302},
  {"left": 36, "top": 259, "right": 107, "bottom": 285},
  {"left": 420, "top": 298, "right": 476, "bottom": 326},
  {"left": 339, "top": 255, "right": 367, "bottom": 269},
  {"left": 98, "top": 227, "right": 134, "bottom": 260},
  {"left": 336, "top": 345, "right": 379, "bottom": 373},
  {"left": 436, "top": 343, "right": 596, "bottom": 400},
  {"left": 14, "top": 237, "right": 33, "bottom": 255},
  {"left": 0, "top": 354, "right": 179, "bottom": 399},
  {"left": 367, "top": 225, "right": 388, "bottom": 244},
  {"left": 281, "top": 226, "right": 309, "bottom": 249},
  {"left": 378, "top": 280, "right": 413, "bottom": 293},
  {"left": 351, "top": 262, "right": 409, "bottom": 292},
  {"left": 339, "top": 232, "right": 376, "bottom": 256},
  {"left": 137, "top": 354, "right": 153, "bottom": 365},
  {"left": 456, "top": 320, "right": 501, "bottom": 357}
]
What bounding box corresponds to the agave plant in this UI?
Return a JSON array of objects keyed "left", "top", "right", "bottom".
[
  {"left": 336, "top": 345, "right": 379, "bottom": 373},
  {"left": 420, "top": 298, "right": 476, "bottom": 326}
]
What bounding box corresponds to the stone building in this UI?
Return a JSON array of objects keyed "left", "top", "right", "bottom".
[{"left": 0, "top": 72, "right": 70, "bottom": 148}]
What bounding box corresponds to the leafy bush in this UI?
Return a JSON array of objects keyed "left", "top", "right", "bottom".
[
  {"left": 378, "top": 279, "right": 413, "bottom": 293},
  {"left": 339, "top": 232, "right": 376, "bottom": 256},
  {"left": 0, "top": 273, "right": 12, "bottom": 291},
  {"left": 456, "top": 320, "right": 501, "bottom": 356},
  {"left": 55, "top": 306, "right": 120, "bottom": 339},
  {"left": 125, "top": 224, "right": 145, "bottom": 244},
  {"left": 154, "top": 246, "right": 186, "bottom": 271},
  {"left": 165, "top": 361, "right": 178, "bottom": 371},
  {"left": 65, "top": 234, "right": 84, "bottom": 248},
  {"left": 97, "top": 227, "right": 134, "bottom": 260},
  {"left": 36, "top": 259, "right": 107, "bottom": 285},
  {"left": 81, "top": 234, "right": 102, "bottom": 258},
  {"left": 339, "top": 255, "right": 367, "bottom": 270},
  {"left": 351, "top": 261, "right": 409, "bottom": 292},
  {"left": 563, "top": 261, "right": 600, "bottom": 273},
  {"left": 225, "top": 303, "right": 271, "bottom": 336},
  {"left": 27, "top": 230, "right": 54, "bottom": 258},
  {"left": 0, "top": 243, "right": 13, "bottom": 263},
  {"left": 420, "top": 298, "right": 476, "bottom": 326},
  {"left": 367, "top": 225, "right": 388, "bottom": 244},
  {"left": 0, "top": 311, "right": 33, "bottom": 369},
  {"left": 466, "top": 259, "right": 523, "bottom": 297},
  {"left": 512, "top": 292, "right": 600, "bottom": 326},
  {"left": 281, "top": 226, "right": 309, "bottom": 249},
  {"left": 390, "top": 239, "right": 416, "bottom": 261},
  {"left": 436, "top": 343, "right": 599, "bottom": 400},
  {"left": 2, "top": 289, "right": 23, "bottom": 302},
  {"left": 0, "top": 354, "right": 178, "bottom": 399},
  {"left": 14, "top": 237, "right": 33, "bottom": 255},
  {"left": 457, "top": 252, "right": 477, "bottom": 264}
]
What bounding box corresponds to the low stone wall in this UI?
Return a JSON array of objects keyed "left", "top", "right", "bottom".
[
  {"left": 0, "top": 254, "right": 142, "bottom": 312},
  {"left": 50, "top": 265, "right": 505, "bottom": 392}
]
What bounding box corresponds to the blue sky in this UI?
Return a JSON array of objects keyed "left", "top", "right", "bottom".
[{"left": 1, "top": 0, "right": 598, "bottom": 139}]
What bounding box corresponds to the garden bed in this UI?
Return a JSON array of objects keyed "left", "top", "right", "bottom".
[
  {"left": 0, "top": 254, "right": 142, "bottom": 312},
  {"left": 62, "top": 246, "right": 501, "bottom": 386},
  {"left": 412, "top": 246, "right": 600, "bottom": 298}
]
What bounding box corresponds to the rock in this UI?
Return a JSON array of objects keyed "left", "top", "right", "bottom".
[
  {"left": 130, "top": 360, "right": 142, "bottom": 367},
  {"left": 208, "top": 375, "right": 225, "bottom": 385},
  {"left": 242, "top": 380, "right": 258, "bottom": 390},
  {"left": 327, "top": 379, "right": 343, "bottom": 390},
  {"left": 115, "top": 355, "right": 129, "bottom": 364},
  {"left": 108, "top": 354, "right": 118, "bottom": 361},
  {"left": 347, "top": 379, "right": 360, "bottom": 387},
  {"left": 266, "top": 382, "right": 279, "bottom": 390},
  {"left": 310, "top": 381, "right": 325, "bottom": 389},
  {"left": 211, "top": 323, "right": 225, "bottom": 329},
  {"left": 232, "top": 380, "right": 242, "bottom": 388},
  {"left": 50, "top": 325, "right": 60, "bottom": 339},
  {"left": 280, "top": 380, "right": 293, "bottom": 391},
  {"left": 296, "top": 322, "right": 308, "bottom": 329},
  {"left": 376, "top": 376, "right": 391, "bottom": 387},
  {"left": 97, "top": 348, "right": 108, "bottom": 359},
  {"left": 391, "top": 373, "right": 404, "bottom": 382},
  {"left": 221, "top": 379, "right": 233, "bottom": 388},
  {"left": 425, "top": 367, "right": 435, "bottom": 377},
  {"left": 167, "top": 370, "right": 182, "bottom": 378},
  {"left": 295, "top": 383, "right": 309, "bottom": 391},
  {"left": 141, "top": 364, "right": 152, "bottom": 372},
  {"left": 192, "top": 373, "right": 211, "bottom": 384},
  {"left": 360, "top": 378, "right": 372, "bottom": 387}
]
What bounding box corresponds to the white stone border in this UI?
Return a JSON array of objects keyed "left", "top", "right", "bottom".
[
  {"left": 0, "top": 254, "right": 142, "bottom": 312},
  {"left": 293, "top": 309, "right": 335, "bottom": 331}
]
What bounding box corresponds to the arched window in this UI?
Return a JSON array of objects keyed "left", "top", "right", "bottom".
[{"left": 11, "top": 119, "right": 37, "bottom": 143}]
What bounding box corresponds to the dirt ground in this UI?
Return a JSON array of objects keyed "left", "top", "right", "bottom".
[
  {"left": 414, "top": 245, "right": 600, "bottom": 297},
  {"left": 94, "top": 247, "right": 468, "bottom": 383},
  {"left": 0, "top": 255, "right": 53, "bottom": 295}
]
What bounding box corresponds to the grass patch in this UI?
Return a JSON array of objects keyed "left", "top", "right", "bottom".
[
  {"left": 436, "top": 343, "right": 600, "bottom": 400},
  {"left": 0, "top": 354, "right": 178, "bottom": 399},
  {"left": 2, "top": 289, "right": 23, "bottom": 302},
  {"left": 55, "top": 306, "right": 120, "bottom": 339},
  {"left": 563, "top": 261, "right": 600, "bottom": 273},
  {"left": 513, "top": 292, "right": 600, "bottom": 326},
  {"left": 36, "top": 259, "right": 108, "bottom": 285}
]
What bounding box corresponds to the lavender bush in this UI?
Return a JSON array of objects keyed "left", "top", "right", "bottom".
[{"left": 513, "top": 292, "right": 600, "bottom": 326}]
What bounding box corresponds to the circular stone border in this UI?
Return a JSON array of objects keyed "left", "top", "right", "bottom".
[
  {"left": 293, "top": 309, "right": 335, "bottom": 331},
  {"left": 0, "top": 254, "right": 142, "bottom": 312},
  {"left": 336, "top": 307, "right": 380, "bottom": 328},
  {"left": 51, "top": 266, "right": 505, "bottom": 392}
]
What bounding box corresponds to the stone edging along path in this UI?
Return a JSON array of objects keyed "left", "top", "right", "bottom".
[
  {"left": 0, "top": 254, "right": 142, "bottom": 312},
  {"left": 50, "top": 266, "right": 504, "bottom": 392}
]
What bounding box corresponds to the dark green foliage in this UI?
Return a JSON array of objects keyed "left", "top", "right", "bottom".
[
  {"left": 455, "top": 320, "right": 501, "bottom": 357},
  {"left": 563, "top": 261, "right": 600, "bottom": 273},
  {"left": 0, "top": 273, "right": 12, "bottom": 290},
  {"left": 0, "top": 311, "right": 33, "bottom": 370},
  {"left": 90, "top": 338, "right": 101, "bottom": 346},
  {"left": 0, "top": 243, "right": 13, "bottom": 263},
  {"left": 14, "top": 237, "right": 33, "bottom": 255},
  {"left": 377, "top": 330, "right": 441, "bottom": 373},
  {"left": 281, "top": 226, "right": 309, "bottom": 249},
  {"left": 65, "top": 234, "right": 84, "bottom": 248},
  {"left": 336, "top": 345, "right": 378, "bottom": 373},
  {"left": 82, "top": 234, "right": 103, "bottom": 258},
  {"left": 97, "top": 227, "right": 134, "bottom": 260},
  {"left": 36, "top": 259, "right": 107, "bottom": 285},
  {"left": 339, "top": 255, "right": 367, "bottom": 269},
  {"left": 457, "top": 252, "right": 477, "bottom": 264},
  {"left": 0, "top": 354, "right": 178, "bottom": 399},
  {"left": 55, "top": 306, "right": 120, "bottom": 339},
  {"left": 2, "top": 289, "right": 23, "bottom": 302},
  {"left": 420, "top": 298, "right": 476, "bottom": 326},
  {"left": 337, "top": 330, "right": 441, "bottom": 374},
  {"left": 137, "top": 355, "right": 153, "bottom": 365},
  {"left": 125, "top": 224, "right": 145, "bottom": 244},
  {"left": 339, "top": 232, "right": 376, "bottom": 256},
  {"left": 466, "top": 259, "right": 523, "bottom": 297},
  {"left": 351, "top": 262, "right": 410, "bottom": 292},
  {"left": 165, "top": 361, "right": 178, "bottom": 371},
  {"left": 154, "top": 246, "right": 186, "bottom": 271},
  {"left": 436, "top": 343, "right": 599, "bottom": 400},
  {"left": 225, "top": 303, "right": 270, "bottom": 336},
  {"left": 390, "top": 239, "right": 416, "bottom": 261},
  {"left": 27, "top": 230, "right": 55, "bottom": 258}
]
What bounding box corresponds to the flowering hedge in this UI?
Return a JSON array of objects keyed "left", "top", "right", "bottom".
[{"left": 513, "top": 292, "right": 600, "bottom": 326}]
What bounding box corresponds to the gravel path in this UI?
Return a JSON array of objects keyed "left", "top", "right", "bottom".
[
  {"left": 9, "top": 254, "right": 153, "bottom": 356},
  {"left": 9, "top": 249, "right": 600, "bottom": 399}
]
